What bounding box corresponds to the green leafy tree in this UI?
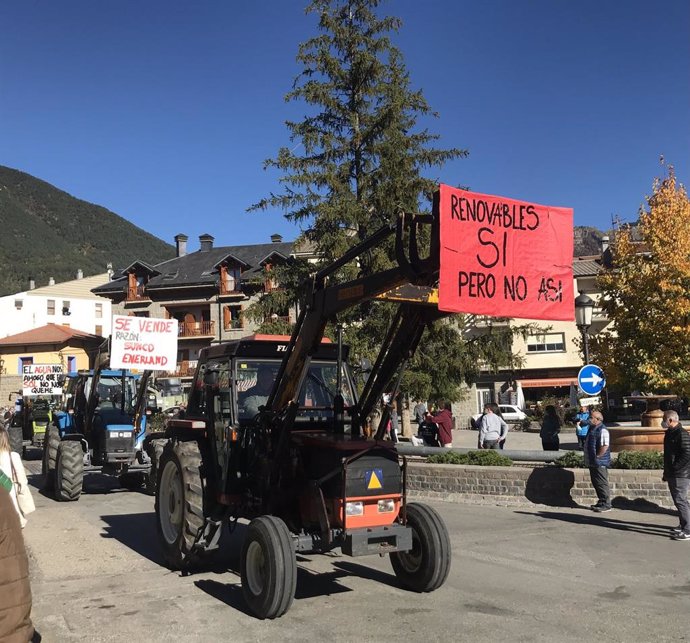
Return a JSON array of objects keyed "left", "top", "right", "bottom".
[
  {"left": 249, "top": 0, "right": 527, "bottom": 401},
  {"left": 592, "top": 167, "right": 690, "bottom": 396}
]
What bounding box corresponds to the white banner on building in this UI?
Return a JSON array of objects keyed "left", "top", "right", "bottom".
[
  {"left": 22, "top": 364, "right": 64, "bottom": 396},
  {"left": 110, "top": 315, "right": 178, "bottom": 371}
]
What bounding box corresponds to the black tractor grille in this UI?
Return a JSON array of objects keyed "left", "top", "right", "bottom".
[{"left": 106, "top": 434, "right": 134, "bottom": 454}]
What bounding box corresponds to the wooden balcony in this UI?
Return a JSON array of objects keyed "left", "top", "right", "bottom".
[
  {"left": 224, "top": 319, "right": 244, "bottom": 331},
  {"left": 178, "top": 321, "right": 215, "bottom": 338},
  {"left": 126, "top": 285, "right": 149, "bottom": 301},
  {"left": 219, "top": 279, "right": 242, "bottom": 296},
  {"left": 161, "top": 360, "right": 198, "bottom": 378}
]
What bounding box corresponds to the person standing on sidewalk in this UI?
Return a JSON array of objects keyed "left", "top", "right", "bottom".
[
  {"left": 427, "top": 401, "right": 454, "bottom": 448},
  {"left": 539, "top": 405, "right": 562, "bottom": 451},
  {"left": 584, "top": 410, "right": 612, "bottom": 512},
  {"left": 478, "top": 403, "right": 508, "bottom": 450},
  {"left": 575, "top": 405, "right": 590, "bottom": 450},
  {"left": 662, "top": 410, "right": 690, "bottom": 540}
]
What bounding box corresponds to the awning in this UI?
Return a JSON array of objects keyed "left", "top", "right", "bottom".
[{"left": 519, "top": 378, "right": 577, "bottom": 388}]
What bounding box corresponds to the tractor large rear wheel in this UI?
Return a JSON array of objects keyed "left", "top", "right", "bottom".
[
  {"left": 56, "top": 440, "right": 84, "bottom": 502},
  {"left": 390, "top": 502, "right": 451, "bottom": 592},
  {"left": 42, "top": 426, "right": 61, "bottom": 491},
  {"left": 241, "top": 515, "right": 297, "bottom": 619},
  {"left": 155, "top": 440, "right": 205, "bottom": 570},
  {"left": 8, "top": 425, "right": 23, "bottom": 455}
]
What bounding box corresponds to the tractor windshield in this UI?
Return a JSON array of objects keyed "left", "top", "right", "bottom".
[
  {"left": 94, "top": 376, "right": 138, "bottom": 413},
  {"left": 236, "top": 359, "right": 354, "bottom": 422}
]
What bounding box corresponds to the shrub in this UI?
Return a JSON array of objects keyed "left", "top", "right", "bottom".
[
  {"left": 427, "top": 450, "right": 512, "bottom": 466},
  {"left": 613, "top": 450, "right": 663, "bottom": 470},
  {"left": 520, "top": 417, "right": 532, "bottom": 432},
  {"left": 553, "top": 449, "right": 664, "bottom": 470},
  {"left": 554, "top": 451, "right": 585, "bottom": 468}
]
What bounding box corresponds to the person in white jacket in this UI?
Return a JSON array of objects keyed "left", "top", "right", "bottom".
[{"left": 0, "top": 427, "right": 30, "bottom": 528}]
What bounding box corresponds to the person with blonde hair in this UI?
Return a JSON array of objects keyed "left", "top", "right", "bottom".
[{"left": 0, "top": 426, "right": 31, "bottom": 528}]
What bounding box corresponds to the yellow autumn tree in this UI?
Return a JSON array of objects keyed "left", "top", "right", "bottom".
[{"left": 591, "top": 167, "right": 690, "bottom": 396}]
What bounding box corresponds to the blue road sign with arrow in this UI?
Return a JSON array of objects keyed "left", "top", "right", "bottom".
[{"left": 578, "top": 364, "right": 606, "bottom": 396}]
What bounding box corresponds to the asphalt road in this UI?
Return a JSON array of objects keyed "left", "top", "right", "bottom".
[{"left": 20, "top": 453, "right": 689, "bottom": 643}]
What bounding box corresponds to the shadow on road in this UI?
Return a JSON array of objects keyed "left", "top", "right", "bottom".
[
  {"left": 331, "top": 559, "right": 400, "bottom": 588},
  {"left": 100, "top": 512, "right": 164, "bottom": 564},
  {"left": 515, "top": 509, "right": 676, "bottom": 537},
  {"left": 194, "top": 563, "right": 354, "bottom": 616},
  {"left": 524, "top": 467, "right": 578, "bottom": 507}
]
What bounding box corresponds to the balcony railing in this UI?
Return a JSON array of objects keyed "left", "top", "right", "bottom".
[
  {"left": 219, "top": 278, "right": 242, "bottom": 295},
  {"left": 224, "top": 319, "right": 243, "bottom": 331},
  {"left": 161, "top": 360, "right": 198, "bottom": 377},
  {"left": 126, "top": 285, "right": 148, "bottom": 301},
  {"left": 178, "top": 321, "right": 215, "bottom": 337}
]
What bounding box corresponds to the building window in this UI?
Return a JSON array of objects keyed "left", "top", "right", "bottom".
[
  {"left": 19, "top": 356, "right": 33, "bottom": 372},
  {"left": 47, "top": 299, "right": 55, "bottom": 315},
  {"left": 527, "top": 332, "right": 566, "bottom": 353},
  {"left": 220, "top": 265, "right": 242, "bottom": 294},
  {"left": 223, "top": 305, "right": 243, "bottom": 330},
  {"left": 95, "top": 325, "right": 103, "bottom": 336},
  {"left": 14, "top": 299, "right": 23, "bottom": 310},
  {"left": 62, "top": 300, "right": 71, "bottom": 316},
  {"left": 95, "top": 303, "right": 103, "bottom": 318}
]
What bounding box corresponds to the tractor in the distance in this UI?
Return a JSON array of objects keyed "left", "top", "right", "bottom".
[{"left": 43, "top": 365, "right": 164, "bottom": 500}]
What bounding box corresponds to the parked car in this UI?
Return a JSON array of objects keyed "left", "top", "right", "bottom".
[{"left": 471, "top": 404, "right": 528, "bottom": 428}]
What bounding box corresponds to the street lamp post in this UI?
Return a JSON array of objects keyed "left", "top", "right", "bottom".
[{"left": 574, "top": 291, "right": 595, "bottom": 365}]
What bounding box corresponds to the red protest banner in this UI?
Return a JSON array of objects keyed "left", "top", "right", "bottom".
[{"left": 437, "top": 184, "right": 574, "bottom": 321}]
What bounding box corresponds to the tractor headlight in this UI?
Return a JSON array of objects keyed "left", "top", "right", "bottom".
[
  {"left": 345, "top": 501, "right": 364, "bottom": 516},
  {"left": 377, "top": 499, "right": 395, "bottom": 513},
  {"left": 117, "top": 431, "right": 132, "bottom": 438}
]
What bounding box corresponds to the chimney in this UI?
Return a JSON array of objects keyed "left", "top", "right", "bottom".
[
  {"left": 174, "top": 233, "right": 188, "bottom": 258},
  {"left": 76, "top": 269, "right": 83, "bottom": 280},
  {"left": 29, "top": 277, "right": 35, "bottom": 290},
  {"left": 199, "top": 233, "right": 214, "bottom": 252},
  {"left": 601, "top": 235, "right": 610, "bottom": 253},
  {"left": 107, "top": 263, "right": 113, "bottom": 280},
  {"left": 48, "top": 277, "right": 55, "bottom": 286},
  {"left": 270, "top": 233, "right": 283, "bottom": 244}
]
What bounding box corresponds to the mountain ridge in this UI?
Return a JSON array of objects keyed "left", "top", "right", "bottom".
[
  {"left": 0, "top": 165, "right": 605, "bottom": 297},
  {"left": 0, "top": 165, "right": 175, "bottom": 296}
]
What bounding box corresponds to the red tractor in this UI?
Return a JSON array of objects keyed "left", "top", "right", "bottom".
[{"left": 155, "top": 211, "right": 452, "bottom": 618}]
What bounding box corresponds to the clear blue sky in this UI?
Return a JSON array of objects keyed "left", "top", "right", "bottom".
[{"left": 1, "top": 0, "right": 688, "bottom": 249}]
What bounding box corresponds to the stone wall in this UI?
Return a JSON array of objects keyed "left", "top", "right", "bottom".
[
  {"left": 407, "top": 462, "right": 673, "bottom": 509},
  {"left": 0, "top": 375, "right": 22, "bottom": 410}
]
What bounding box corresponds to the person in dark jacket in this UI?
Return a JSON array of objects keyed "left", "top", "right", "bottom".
[
  {"left": 0, "top": 486, "right": 35, "bottom": 643},
  {"left": 539, "top": 405, "right": 561, "bottom": 451},
  {"left": 662, "top": 410, "right": 690, "bottom": 540},
  {"left": 584, "top": 410, "right": 612, "bottom": 512},
  {"left": 427, "top": 401, "right": 453, "bottom": 447}
]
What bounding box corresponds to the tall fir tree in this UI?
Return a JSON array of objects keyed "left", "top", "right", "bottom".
[{"left": 249, "top": 0, "right": 527, "bottom": 401}]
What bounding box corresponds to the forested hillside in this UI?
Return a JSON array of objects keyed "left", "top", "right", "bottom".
[
  {"left": 0, "top": 165, "right": 604, "bottom": 297},
  {"left": 0, "top": 165, "right": 175, "bottom": 296}
]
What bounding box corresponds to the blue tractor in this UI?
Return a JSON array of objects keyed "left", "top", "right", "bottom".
[{"left": 42, "top": 366, "right": 162, "bottom": 501}]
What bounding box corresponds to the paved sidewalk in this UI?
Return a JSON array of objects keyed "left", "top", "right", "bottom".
[{"left": 449, "top": 426, "right": 580, "bottom": 451}]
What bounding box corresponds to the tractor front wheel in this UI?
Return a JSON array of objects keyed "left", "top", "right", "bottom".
[
  {"left": 155, "top": 440, "right": 205, "bottom": 570},
  {"left": 390, "top": 502, "right": 451, "bottom": 592},
  {"left": 56, "top": 440, "right": 84, "bottom": 502},
  {"left": 42, "top": 426, "right": 61, "bottom": 491},
  {"left": 241, "top": 515, "right": 296, "bottom": 619}
]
